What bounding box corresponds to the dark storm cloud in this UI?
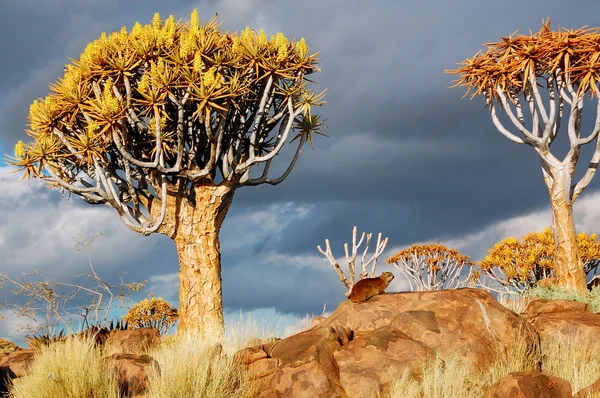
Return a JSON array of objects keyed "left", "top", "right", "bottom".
[{"left": 3, "top": 0, "right": 600, "bottom": 335}]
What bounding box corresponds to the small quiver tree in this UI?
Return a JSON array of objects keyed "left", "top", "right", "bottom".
[
  {"left": 7, "top": 10, "right": 326, "bottom": 340},
  {"left": 478, "top": 228, "right": 600, "bottom": 293},
  {"left": 123, "top": 295, "right": 178, "bottom": 336},
  {"left": 385, "top": 244, "right": 475, "bottom": 291},
  {"left": 447, "top": 20, "right": 600, "bottom": 293},
  {"left": 317, "top": 226, "right": 389, "bottom": 297}
]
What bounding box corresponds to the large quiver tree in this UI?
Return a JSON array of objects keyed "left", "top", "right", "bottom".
[
  {"left": 447, "top": 20, "right": 600, "bottom": 294},
  {"left": 8, "top": 11, "right": 326, "bottom": 339}
]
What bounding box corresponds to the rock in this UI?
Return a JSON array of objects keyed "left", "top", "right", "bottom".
[
  {"left": 528, "top": 311, "right": 600, "bottom": 351},
  {"left": 319, "top": 288, "right": 538, "bottom": 372},
  {"left": 575, "top": 377, "right": 600, "bottom": 397},
  {"left": 103, "top": 353, "right": 159, "bottom": 398},
  {"left": 242, "top": 326, "right": 353, "bottom": 398},
  {"left": 0, "top": 350, "right": 35, "bottom": 395},
  {"left": 485, "top": 371, "right": 572, "bottom": 398},
  {"left": 236, "top": 288, "right": 539, "bottom": 398},
  {"left": 521, "top": 298, "right": 592, "bottom": 320},
  {"left": 104, "top": 328, "right": 160, "bottom": 356},
  {"left": 334, "top": 326, "right": 435, "bottom": 397}
]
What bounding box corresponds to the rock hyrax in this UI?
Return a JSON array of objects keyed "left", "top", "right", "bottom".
[{"left": 348, "top": 272, "right": 395, "bottom": 303}]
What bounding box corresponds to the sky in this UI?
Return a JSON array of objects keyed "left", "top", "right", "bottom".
[{"left": 3, "top": 0, "right": 600, "bottom": 344}]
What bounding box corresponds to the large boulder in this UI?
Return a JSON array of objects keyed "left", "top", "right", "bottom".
[
  {"left": 527, "top": 310, "right": 600, "bottom": 350},
  {"left": 521, "top": 298, "right": 592, "bottom": 320},
  {"left": 240, "top": 325, "right": 352, "bottom": 398},
  {"left": 0, "top": 350, "right": 35, "bottom": 395},
  {"left": 236, "top": 288, "right": 539, "bottom": 398},
  {"left": 319, "top": 288, "right": 538, "bottom": 371},
  {"left": 333, "top": 326, "right": 435, "bottom": 397},
  {"left": 575, "top": 377, "right": 600, "bottom": 397},
  {"left": 485, "top": 371, "right": 572, "bottom": 398},
  {"left": 104, "top": 328, "right": 160, "bottom": 356},
  {"left": 103, "top": 353, "right": 159, "bottom": 398}
]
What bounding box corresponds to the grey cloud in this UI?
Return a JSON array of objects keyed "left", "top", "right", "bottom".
[{"left": 4, "top": 0, "right": 600, "bottom": 334}]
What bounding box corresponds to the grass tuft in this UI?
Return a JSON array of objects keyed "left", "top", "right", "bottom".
[{"left": 9, "top": 336, "right": 119, "bottom": 398}]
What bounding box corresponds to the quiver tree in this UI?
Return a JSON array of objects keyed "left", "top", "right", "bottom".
[
  {"left": 478, "top": 228, "right": 600, "bottom": 293},
  {"left": 447, "top": 20, "right": 600, "bottom": 293},
  {"left": 7, "top": 11, "right": 326, "bottom": 339},
  {"left": 317, "top": 226, "right": 389, "bottom": 296},
  {"left": 385, "top": 244, "right": 474, "bottom": 291},
  {"left": 123, "top": 295, "right": 178, "bottom": 336}
]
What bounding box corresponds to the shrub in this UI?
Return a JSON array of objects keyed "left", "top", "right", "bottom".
[{"left": 122, "top": 295, "right": 178, "bottom": 336}]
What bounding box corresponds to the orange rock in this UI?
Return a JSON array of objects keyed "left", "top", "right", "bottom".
[
  {"left": 485, "top": 371, "right": 572, "bottom": 398},
  {"left": 521, "top": 297, "right": 592, "bottom": 320},
  {"left": 104, "top": 328, "right": 160, "bottom": 356},
  {"left": 103, "top": 353, "right": 158, "bottom": 398}
]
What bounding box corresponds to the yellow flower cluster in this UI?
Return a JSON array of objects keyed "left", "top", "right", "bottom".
[{"left": 14, "top": 140, "right": 25, "bottom": 158}]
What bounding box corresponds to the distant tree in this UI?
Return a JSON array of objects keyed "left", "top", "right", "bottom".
[
  {"left": 123, "top": 295, "right": 178, "bottom": 336},
  {"left": 386, "top": 244, "right": 474, "bottom": 291},
  {"left": 447, "top": 20, "right": 600, "bottom": 294},
  {"left": 478, "top": 228, "right": 600, "bottom": 293},
  {"left": 7, "top": 10, "right": 326, "bottom": 339}
]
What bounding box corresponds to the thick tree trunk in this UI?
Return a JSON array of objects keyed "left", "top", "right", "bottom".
[
  {"left": 167, "top": 184, "right": 234, "bottom": 340},
  {"left": 549, "top": 177, "right": 586, "bottom": 293}
]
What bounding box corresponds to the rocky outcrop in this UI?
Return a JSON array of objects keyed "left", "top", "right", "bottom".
[
  {"left": 485, "top": 371, "right": 572, "bottom": 398},
  {"left": 520, "top": 297, "right": 592, "bottom": 320},
  {"left": 319, "top": 288, "right": 538, "bottom": 371},
  {"left": 104, "top": 328, "right": 160, "bottom": 356},
  {"left": 236, "top": 288, "right": 539, "bottom": 397},
  {"left": 103, "top": 353, "right": 159, "bottom": 398},
  {"left": 0, "top": 350, "right": 35, "bottom": 395}
]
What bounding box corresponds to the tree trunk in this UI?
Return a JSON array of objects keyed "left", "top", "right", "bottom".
[
  {"left": 169, "top": 184, "right": 234, "bottom": 340},
  {"left": 549, "top": 176, "right": 586, "bottom": 293}
]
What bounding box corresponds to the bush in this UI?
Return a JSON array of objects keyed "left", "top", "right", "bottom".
[{"left": 122, "top": 295, "right": 178, "bottom": 336}]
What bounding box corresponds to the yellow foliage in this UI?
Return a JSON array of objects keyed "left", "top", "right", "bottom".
[
  {"left": 478, "top": 228, "right": 600, "bottom": 290},
  {"left": 9, "top": 9, "right": 322, "bottom": 181},
  {"left": 123, "top": 295, "right": 178, "bottom": 336}
]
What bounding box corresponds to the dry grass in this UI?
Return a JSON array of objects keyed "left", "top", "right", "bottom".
[
  {"left": 497, "top": 292, "right": 532, "bottom": 315},
  {"left": 388, "top": 328, "right": 540, "bottom": 397},
  {"left": 145, "top": 335, "right": 256, "bottom": 398},
  {"left": 541, "top": 336, "right": 600, "bottom": 394},
  {"left": 9, "top": 336, "right": 119, "bottom": 398}
]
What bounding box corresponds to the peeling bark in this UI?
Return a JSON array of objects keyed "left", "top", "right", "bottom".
[
  {"left": 145, "top": 183, "right": 234, "bottom": 340},
  {"left": 549, "top": 176, "right": 587, "bottom": 293}
]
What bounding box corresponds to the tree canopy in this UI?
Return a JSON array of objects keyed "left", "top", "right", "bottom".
[
  {"left": 8, "top": 10, "right": 326, "bottom": 235},
  {"left": 478, "top": 228, "right": 600, "bottom": 292}
]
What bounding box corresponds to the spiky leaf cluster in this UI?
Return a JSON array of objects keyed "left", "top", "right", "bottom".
[
  {"left": 122, "top": 295, "right": 178, "bottom": 336},
  {"left": 6, "top": 10, "right": 325, "bottom": 234},
  {"left": 478, "top": 228, "right": 600, "bottom": 292},
  {"left": 448, "top": 20, "right": 600, "bottom": 99}
]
